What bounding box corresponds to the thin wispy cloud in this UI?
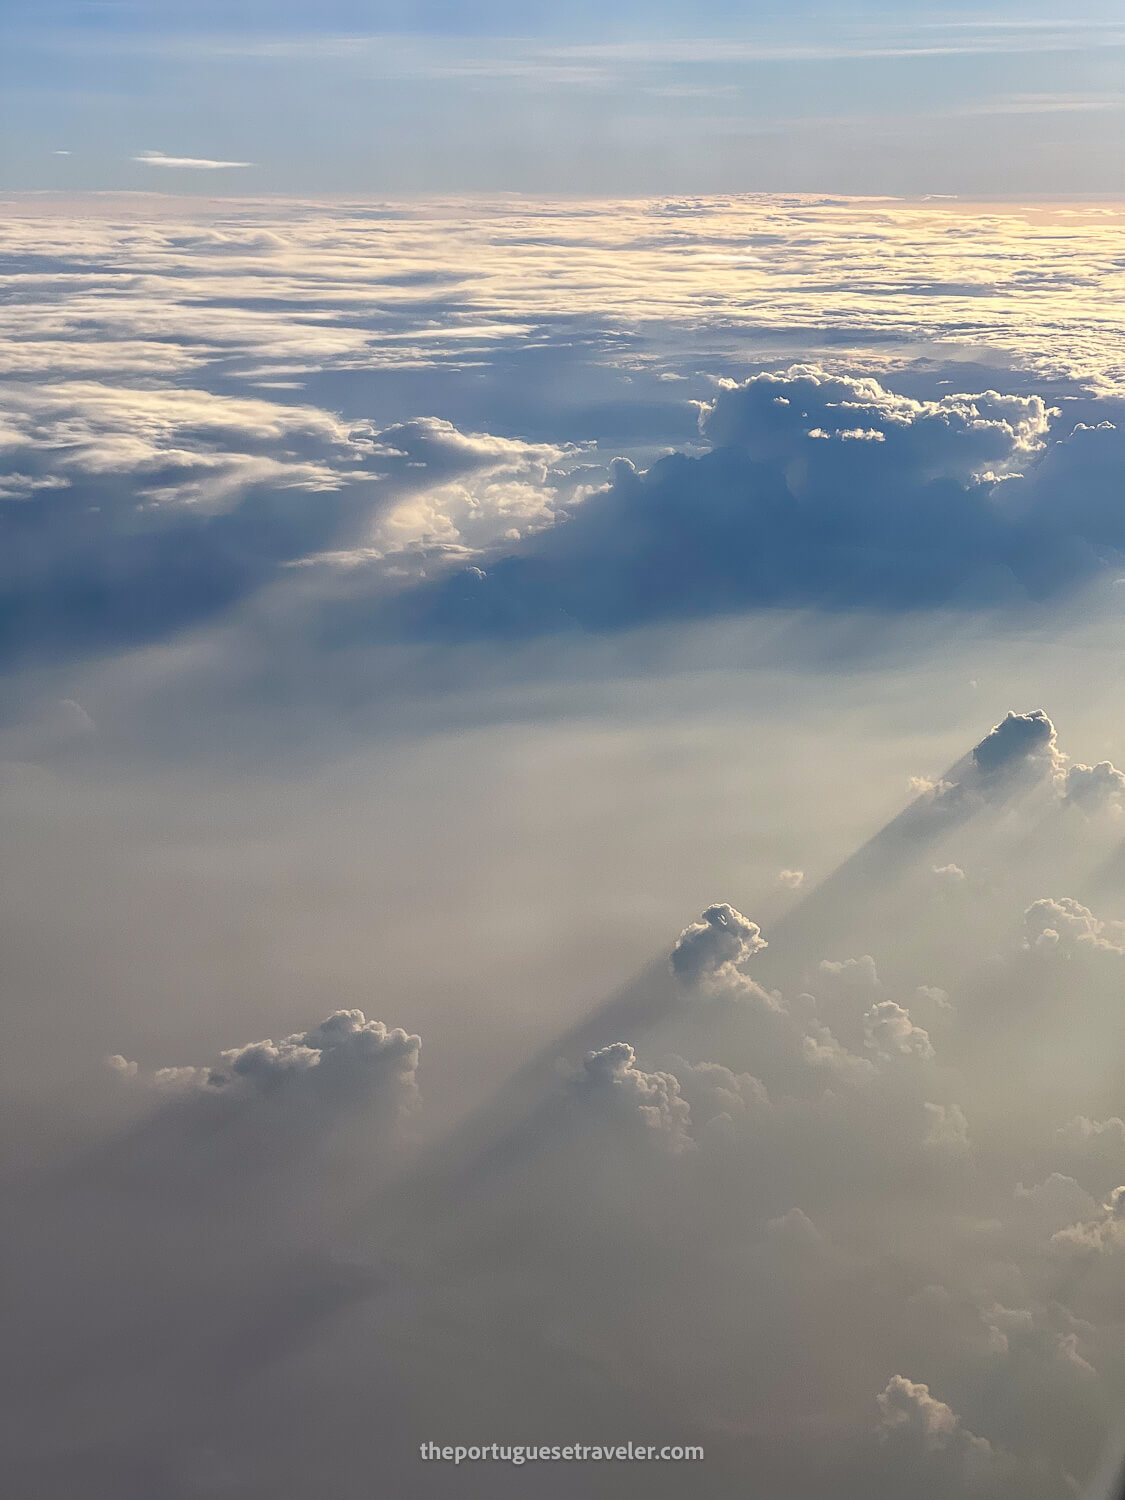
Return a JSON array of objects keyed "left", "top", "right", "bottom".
[{"left": 133, "top": 149, "right": 253, "bottom": 170}]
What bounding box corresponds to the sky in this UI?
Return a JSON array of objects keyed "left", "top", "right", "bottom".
[
  {"left": 3, "top": 1, "right": 1125, "bottom": 193},
  {"left": 6, "top": 6, "right": 1125, "bottom": 1500}
]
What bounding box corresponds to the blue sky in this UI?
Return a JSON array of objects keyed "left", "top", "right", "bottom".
[{"left": 4, "top": 1, "right": 1125, "bottom": 193}]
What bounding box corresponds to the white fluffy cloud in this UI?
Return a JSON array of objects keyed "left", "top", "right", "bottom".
[{"left": 1024, "top": 897, "right": 1125, "bottom": 956}]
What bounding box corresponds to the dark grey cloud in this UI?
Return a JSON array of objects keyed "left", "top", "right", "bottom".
[
  {"left": 669, "top": 901, "right": 767, "bottom": 983},
  {"left": 972, "top": 709, "right": 1060, "bottom": 776},
  {"left": 388, "top": 370, "right": 1125, "bottom": 641}
]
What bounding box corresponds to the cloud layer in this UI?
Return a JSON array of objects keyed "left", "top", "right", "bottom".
[
  {"left": 2, "top": 197, "right": 1125, "bottom": 663},
  {"left": 395, "top": 368, "right": 1125, "bottom": 637},
  {"left": 6, "top": 713, "right": 1125, "bottom": 1498}
]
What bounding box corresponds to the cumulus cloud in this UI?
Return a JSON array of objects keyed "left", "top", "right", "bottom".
[
  {"left": 864, "top": 998, "right": 935, "bottom": 1061},
  {"left": 972, "top": 709, "right": 1061, "bottom": 777},
  {"left": 1052, "top": 1187, "right": 1125, "bottom": 1257},
  {"left": 121, "top": 1008, "right": 421, "bottom": 1119},
  {"left": 1024, "top": 897, "right": 1125, "bottom": 956},
  {"left": 701, "top": 369, "right": 1050, "bottom": 477},
  {"left": 923, "top": 1101, "right": 970, "bottom": 1152},
  {"left": 876, "top": 1375, "right": 991, "bottom": 1460},
  {"left": 1064, "top": 760, "right": 1125, "bottom": 810},
  {"left": 1059, "top": 1115, "right": 1125, "bottom": 1150},
  {"left": 575, "top": 1042, "right": 693, "bottom": 1152},
  {"left": 669, "top": 902, "right": 767, "bottom": 983},
  {"left": 388, "top": 368, "right": 1125, "bottom": 640},
  {"left": 801, "top": 1019, "right": 878, "bottom": 1082}
]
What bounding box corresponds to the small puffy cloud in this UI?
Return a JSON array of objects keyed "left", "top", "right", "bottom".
[
  {"left": 576, "top": 1042, "right": 692, "bottom": 1151},
  {"left": 815, "top": 953, "right": 880, "bottom": 1000},
  {"left": 875, "top": 1375, "right": 988, "bottom": 1457},
  {"left": 874, "top": 1376, "right": 1005, "bottom": 1491},
  {"left": 1051, "top": 1186, "right": 1125, "bottom": 1256},
  {"left": 864, "top": 999, "right": 935, "bottom": 1061},
  {"left": 670, "top": 902, "right": 767, "bottom": 984},
  {"left": 1063, "top": 759, "right": 1125, "bottom": 810},
  {"left": 908, "top": 775, "right": 954, "bottom": 797},
  {"left": 1058, "top": 1115, "right": 1125, "bottom": 1149},
  {"left": 913, "top": 984, "right": 953, "bottom": 1015},
  {"left": 764, "top": 1206, "right": 823, "bottom": 1249},
  {"left": 923, "top": 1101, "right": 970, "bottom": 1153},
  {"left": 777, "top": 868, "right": 804, "bottom": 889},
  {"left": 932, "top": 863, "right": 966, "bottom": 884},
  {"left": 1024, "top": 896, "right": 1125, "bottom": 956},
  {"left": 971, "top": 709, "right": 1059, "bottom": 777},
  {"left": 121, "top": 1008, "right": 421, "bottom": 1115},
  {"left": 673, "top": 1058, "right": 770, "bottom": 1132},
  {"left": 801, "top": 1021, "right": 878, "bottom": 1084},
  {"left": 1013, "top": 1174, "right": 1099, "bottom": 1238}
]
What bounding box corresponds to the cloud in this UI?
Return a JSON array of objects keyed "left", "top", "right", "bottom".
[
  {"left": 121, "top": 1007, "right": 421, "bottom": 1117},
  {"left": 1064, "top": 759, "right": 1125, "bottom": 810},
  {"left": 874, "top": 1375, "right": 1002, "bottom": 1492},
  {"left": 2, "top": 1006, "right": 418, "bottom": 1496},
  {"left": 669, "top": 902, "right": 767, "bottom": 983},
  {"left": 876, "top": 1375, "right": 988, "bottom": 1457},
  {"left": 0, "top": 382, "right": 575, "bottom": 663},
  {"left": 6, "top": 196, "right": 1125, "bottom": 1498},
  {"left": 7, "top": 713, "right": 1125, "bottom": 1497},
  {"left": 923, "top": 1101, "right": 970, "bottom": 1152},
  {"left": 575, "top": 1042, "right": 693, "bottom": 1152},
  {"left": 863, "top": 998, "right": 935, "bottom": 1061},
  {"left": 133, "top": 150, "right": 254, "bottom": 170},
  {"left": 389, "top": 369, "right": 1125, "bottom": 640},
  {"left": 972, "top": 709, "right": 1060, "bottom": 777},
  {"left": 1024, "top": 897, "right": 1125, "bottom": 956},
  {"left": 1058, "top": 1115, "right": 1125, "bottom": 1149},
  {"left": 296, "top": 417, "right": 576, "bottom": 570},
  {"left": 6, "top": 200, "right": 1125, "bottom": 664}
]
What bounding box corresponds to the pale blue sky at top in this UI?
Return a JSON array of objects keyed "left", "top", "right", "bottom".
[{"left": 3, "top": 0, "right": 1125, "bottom": 194}]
